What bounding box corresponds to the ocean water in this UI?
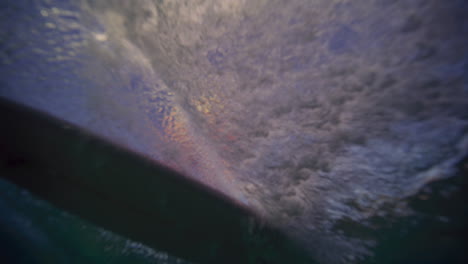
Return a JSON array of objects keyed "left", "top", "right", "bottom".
[
  {"left": 0, "top": 178, "right": 191, "bottom": 264},
  {"left": 1, "top": 0, "right": 467, "bottom": 263}
]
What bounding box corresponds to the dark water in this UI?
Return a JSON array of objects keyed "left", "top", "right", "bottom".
[
  {"left": 0, "top": 178, "right": 191, "bottom": 264},
  {"left": 1, "top": 0, "right": 468, "bottom": 263}
]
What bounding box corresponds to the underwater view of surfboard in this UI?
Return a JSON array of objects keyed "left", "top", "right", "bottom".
[
  {"left": 0, "top": 98, "right": 314, "bottom": 263},
  {"left": 1, "top": 0, "right": 468, "bottom": 263}
]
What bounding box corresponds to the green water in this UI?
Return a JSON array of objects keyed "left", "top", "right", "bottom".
[{"left": 0, "top": 178, "right": 190, "bottom": 264}]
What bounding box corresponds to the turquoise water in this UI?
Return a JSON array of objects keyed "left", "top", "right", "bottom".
[{"left": 0, "top": 178, "right": 190, "bottom": 264}]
